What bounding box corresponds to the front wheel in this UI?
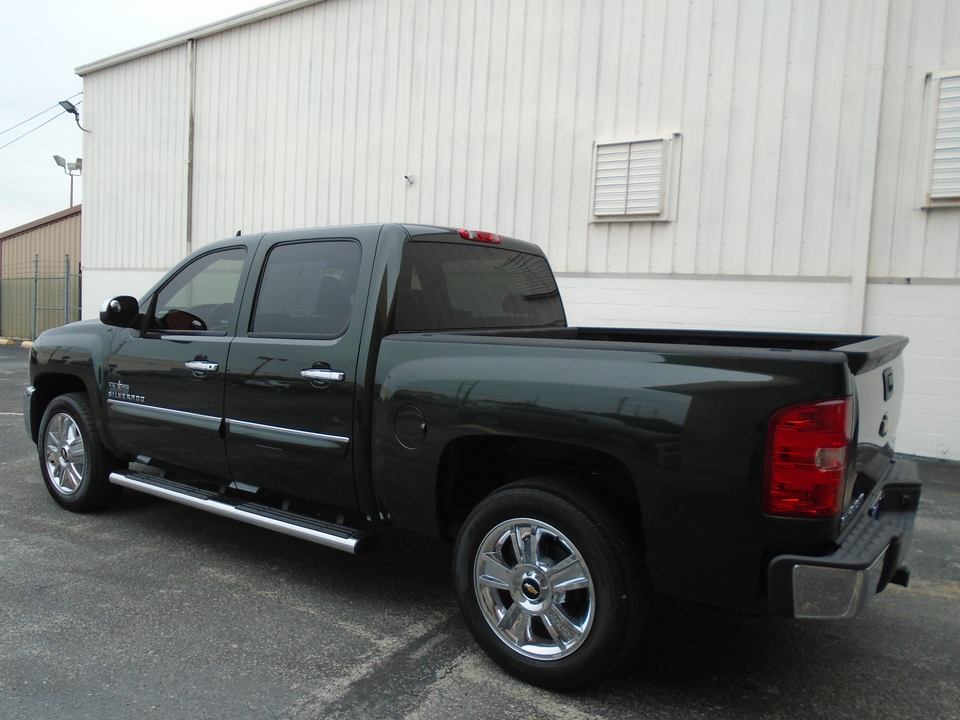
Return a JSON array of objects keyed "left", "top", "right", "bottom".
[
  {"left": 454, "top": 479, "right": 649, "bottom": 689},
  {"left": 38, "top": 392, "right": 122, "bottom": 512}
]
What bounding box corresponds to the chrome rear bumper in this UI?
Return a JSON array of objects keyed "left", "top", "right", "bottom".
[{"left": 768, "top": 459, "right": 920, "bottom": 619}]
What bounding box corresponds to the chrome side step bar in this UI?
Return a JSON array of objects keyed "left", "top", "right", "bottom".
[{"left": 109, "top": 471, "right": 377, "bottom": 555}]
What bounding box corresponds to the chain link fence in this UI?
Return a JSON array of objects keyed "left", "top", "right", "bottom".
[{"left": 1, "top": 255, "right": 81, "bottom": 341}]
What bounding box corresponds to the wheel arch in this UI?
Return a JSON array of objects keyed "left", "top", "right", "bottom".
[
  {"left": 29, "top": 373, "right": 101, "bottom": 445},
  {"left": 436, "top": 434, "right": 645, "bottom": 546}
]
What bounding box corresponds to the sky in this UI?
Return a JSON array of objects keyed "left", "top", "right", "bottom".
[{"left": 0, "top": 0, "right": 273, "bottom": 234}]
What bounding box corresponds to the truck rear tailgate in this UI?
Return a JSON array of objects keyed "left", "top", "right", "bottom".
[{"left": 835, "top": 335, "right": 909, "bottom": 478}]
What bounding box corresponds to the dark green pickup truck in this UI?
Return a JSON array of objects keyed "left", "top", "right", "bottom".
[{"left": 24, "top": 223, "right": 920, "bottom": 688}]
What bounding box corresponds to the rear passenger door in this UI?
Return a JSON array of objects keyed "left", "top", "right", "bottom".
[{"left": 223, "top": 234, "right": 370, "bottom": 510}]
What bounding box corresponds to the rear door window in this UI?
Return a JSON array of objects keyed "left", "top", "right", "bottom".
[{"left": 250, "top": 240, "right": 361, "bottom": 338}]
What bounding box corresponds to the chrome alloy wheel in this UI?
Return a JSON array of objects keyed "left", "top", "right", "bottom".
[
  {"left": 474, "top": 518, "right": 595, "bottom": 660},
  {"left": 44, "top": 412, "right": 86, "bottom": 496}
]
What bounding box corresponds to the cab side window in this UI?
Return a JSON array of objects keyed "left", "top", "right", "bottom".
[
  {"left": 250, "top": 240, "right": 361, "bottom": 338},
  {"left": 150, "top": 247, "right": 247, "bottom": 333}
]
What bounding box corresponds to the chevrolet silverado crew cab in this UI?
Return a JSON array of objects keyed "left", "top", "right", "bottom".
[{"left": 24, "top": 223, "right": 921, "bottom": 688}]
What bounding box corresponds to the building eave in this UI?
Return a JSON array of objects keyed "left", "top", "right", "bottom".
[
  {"left": 0, "top": 206, "right": 82, "bottom": 243},
  {"left": 75, "top": 0, "right": 327, "bottom": 76}
]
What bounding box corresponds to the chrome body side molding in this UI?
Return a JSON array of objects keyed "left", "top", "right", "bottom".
[
  {"left": 226, "top": 418, "right": 349, "bottom": 457},
  {"left": 107, "top": 400, "right": 221, "bottom": 435}
]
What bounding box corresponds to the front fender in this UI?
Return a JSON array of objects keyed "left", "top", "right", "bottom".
[{"left": 28, "top": 322, "right": 120, "bottom": 454}]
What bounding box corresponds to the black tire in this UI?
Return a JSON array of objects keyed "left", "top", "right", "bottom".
[
  {"left": 37, "top": 392, "right": 122, "bottom": 512},
  {"left": 453, "top": 478, "right": 649, "bottom": 689}
]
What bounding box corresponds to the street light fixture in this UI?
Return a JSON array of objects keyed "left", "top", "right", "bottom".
[
  {"left": 53, "top": 155, "right": 82, "bottom": 207},
  {"left": 59, "top": 99, "right": 90, "bottom": 132}
]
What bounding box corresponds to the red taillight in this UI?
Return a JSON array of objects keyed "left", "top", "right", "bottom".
[
  {"left": 458, "top": 228, "right": 502, "bottom": 244},
  {"left": 763, "top": 398, "right": 853, "bottom": 518}
]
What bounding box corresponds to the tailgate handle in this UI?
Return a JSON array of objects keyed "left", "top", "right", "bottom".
[
  {"left": 882, "top": 367, "right": 895, "bottom": 401},
  {"left": 301, "top": 368, "right": 345, "bottom": 383}
]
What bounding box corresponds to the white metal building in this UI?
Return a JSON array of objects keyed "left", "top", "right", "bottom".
[{"left": 77, "top": 0, "right": 960, "bottom": 461}]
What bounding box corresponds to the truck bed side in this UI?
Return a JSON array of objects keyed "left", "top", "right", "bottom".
[{"left": 373, "top": 332, "right": 856, "bottom": 614}]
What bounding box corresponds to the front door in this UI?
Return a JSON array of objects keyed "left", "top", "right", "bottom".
[
  {"left": 105, "top": 245, "right": 250, "bottom": 481},
  {"left": 223, "top": 237, "right": 368, "bottom": 510}
]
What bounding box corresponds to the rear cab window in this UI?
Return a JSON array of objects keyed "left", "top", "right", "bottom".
[{"left": 395, "top": 236, "right": 565, "bottom": 332}]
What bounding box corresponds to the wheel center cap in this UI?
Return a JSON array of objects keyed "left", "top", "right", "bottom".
[
  {"left": 512, "top": 566, "right": 551, "bottom": 610},
  {"left": 521, "top": 578, "right": 541, "bottom": 600}
]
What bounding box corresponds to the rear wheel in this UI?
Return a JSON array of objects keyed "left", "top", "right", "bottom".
[
  {"left": 38, "top": 392, "right": 122, "bottom": 512},
  {"left": 454, "top": 478, "right": 648, "bottom": 689}
]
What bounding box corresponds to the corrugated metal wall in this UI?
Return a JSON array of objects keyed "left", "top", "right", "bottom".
[
  {"left": 183, "top": 0, "right": 886, "bottom": 276},
  {"left": 81, "top": 0, "right": 960, "bottom": 281},
  {"left": 1, "top": 209, "right": 81, "bottom": 277},
  {"left": 81, "top": 46, "right": 191, "bottom": 270},
  {"left": 871, "top": 0, "right": 960, "bottom": 279},
  {"left": 0, "top": 207, "right": 82, "bottom": 339}
]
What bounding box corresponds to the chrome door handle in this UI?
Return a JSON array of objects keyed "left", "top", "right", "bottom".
[
  {"left": 185, "top": 360, "right": 219, "bottom": 373},
  {"left": 301, "top": 368, "right": 345, "bottom": 382}
]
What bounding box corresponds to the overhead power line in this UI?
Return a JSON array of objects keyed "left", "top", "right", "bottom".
[
  {"left": 0, "top": 97, "right": 84, "bottom": 153},
  {"left": 0, "top": 93, "right": 82, "bottom": 138}
]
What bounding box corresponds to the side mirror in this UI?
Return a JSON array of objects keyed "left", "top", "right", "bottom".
[{"left": 99, "top": 296, "right": 140, "bottom": 328}]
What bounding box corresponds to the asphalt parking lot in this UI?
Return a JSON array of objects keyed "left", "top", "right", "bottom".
[{"left": 1, "top": 341, "right": 958, "bottom": 720}]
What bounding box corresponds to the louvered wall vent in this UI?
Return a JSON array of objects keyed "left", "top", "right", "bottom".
[
  {"left": 592, "top": 136, "right": 680, "bottom": 221},
  {"left": 931, "top": 74, "right": 960, "bottom": 201}
]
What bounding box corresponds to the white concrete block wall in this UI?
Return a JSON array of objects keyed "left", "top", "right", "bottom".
[
  {"left": 864, "top": 283, "right": 960, "bottom": 460},
  {"left": 557, "top": 275, "right": 960, "bottom": 461},
  {"left": 557, "top": 276, "right": 853, "bottom": 333}
]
